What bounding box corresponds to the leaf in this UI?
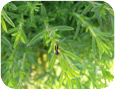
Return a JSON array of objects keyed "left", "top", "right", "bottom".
[
  {"left": 75, "top": 78, "right": 81, "bottom": 89},
  {"left": 96, "top": 10, "right": 102, "bottom": 28},
  {"left": 7, "top": 27, "right": 18, "bottom": 34},
  {"left": 1, "top": 17, "right": 7, "bottom": 32},
  {"left": 41, "top": 5, "right": 47, "bottom": 18},
  {"left": 58, "top": 55, "right": 68, "bottom": 71},
  {"left": 60, "top": 53, "right": 69, "bottom": 71},
  {"left": 30, "top": 9, "right": 34, "bottom": 22},
  {"left": 21, "top": 29, "right": 27, "bottom": 43},
  {"left": 11, "top": 32, "right": 17, "bottom": 36},
  {"left": 94, "top": 30, "right": 113, "bottom": 37},
  {"left": 61, "top": 49, "right": 82, "bottom": 61},
  {"left": 73, "top": 24, "right": 80, "bottom": 39},
  {"left": 82, "top": 4, "right": 92, "bottom": 15},
  {"left": 69, "top": 68, "right": 81, "bottom": 77},
  {"left": 8, "top": 2, "right": 17, "bottom": 10},
  {"left": 14, "top": 34, "right": 20, "bottom": 48},
  {"left": 64, "top": 72, "right": 71, "bottom": 88},
  {"left": 67, "top": 71, "right": 74, "bottom": 79},
  {"left": 27, "top": 31, "right": 44, "bottom": 46},
  {"left": 1, "top": 36, "right": 12, "bottom": 47},
  {"left": 59, "top": 70, "right": 64, "bottom": 88},
  {"left": 2, "top": 9, "right": 15, "bottom": 27},
  {"left": 48, "top": 53, "right": 56, "bottom": 70},
  {"left": 92, "top": 36, "right": 96, "bottom": 56},
  {"left": 21, "top": 36, "right": 25, "bottom": 43},
  {"left": 52, "top": 26, "right": 74, "bottom": 31},
  {"left": 48, "top": 42, "right": 54, "bottom": 53},
  {"left": 95, "top": 37, "right": 111, "bottom": 58}
]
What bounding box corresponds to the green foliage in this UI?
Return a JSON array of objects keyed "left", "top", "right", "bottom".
[{"left": 1, "top": 1, "right": 114, "bottom": 89}]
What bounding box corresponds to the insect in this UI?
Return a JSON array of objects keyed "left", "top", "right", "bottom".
[{"left": 55, "top": 45, "right": 59, "bottom": 55}]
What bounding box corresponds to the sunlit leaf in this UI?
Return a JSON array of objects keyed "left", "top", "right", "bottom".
[
  {"left": 65, "top": 72, "right": 72, "bottom": 88},
  {"left": 69, "top": 68, "right": 81, "bottom": 77},
  {"left": 59, "top": 70, "right": 64, "bottom": 88},
  {"left": 48, "top": 53, "right": 56, "bottom": 70},
  {"left": 14, "top": 34, "right": 20, "bottom": 48},
  {"left": 61, "top": 49, "right": 82, "bottom": 61},
  {"left": 1, "top": 17, "right": 7, "bottom": 32},
  {"left": 2, "top": 9, "right": 15, "bottom": 27}
]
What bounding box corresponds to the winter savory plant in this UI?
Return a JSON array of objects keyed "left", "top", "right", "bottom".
[{"left": 1, "top": 1, "right": 114, "bottom": 89}]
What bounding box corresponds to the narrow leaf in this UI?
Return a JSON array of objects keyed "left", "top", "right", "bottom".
[
  {"left": 41, "top": 5, "right": 47, "bottom": 18},
  {"left": 48, "top": 42, "right": 53, "bottom": 53},
  {"left": 2, "top": 10, "right": 15, "bottom": 27},
  {"left": 61, "top": 49, "right": 82, "bottom": 61},
  {"left": 76, "top": 78, "right": 81, "bottom": 89},
  {"left": 1, "top": 17, "right": 7, "bottom": 32},
  {"left": 30, "top": 9, "right": 34, "bottom": 22},
  {"left": 92, "top": 36, "right": 96, "bottom": 56},
  {"left": 60, "top": 53, "right": 69, "bottom": 71},
  {"left": 82, "top": 4, "right": 92, "bottom": 15},
  {"left": 14, "top": 34, "right": 20, "bottom": 48},
  {"left": 96, "top": 10, "right": 102, "bottom": 28},
  {"left": 1, "top": 36, "right": 12, "bottom": 47},
  {"left": 59, "top": 70, "right": 64, "bottom": 88},
  {"left": 65, "top": 72, "right": 72, "bottom": 88},
  {"left": 21, "top": 29, "right": 27, "bottom": 43},
  {"left": 95, "top": 30, "right": 113, "bottom": 37},
  {"left": 27, "top": 31, "right": 44, "bottom": 46},
  {"left": 7, "top": 27, "right": 18, "bottom": 34},
  {"left": 48, "top": 54, "right": 56, "bottom": 70},
  {"left": 52, "top": 26, "right": 74, "bottom": 31},
  {"left": 74, "top": 24, "right": 80, "bottom": 39},
  {"left": 69, "top": 68, "right": 81, "bottom": 77}
]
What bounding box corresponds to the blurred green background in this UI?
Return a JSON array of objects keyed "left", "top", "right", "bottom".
[{"left": 1, "top": 1, "right": 114, "bottom": 89}]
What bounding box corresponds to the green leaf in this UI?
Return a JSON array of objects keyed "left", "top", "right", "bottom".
[
  {"left": 61, "top": 49, "right": 82, "bottom": 61},
  {"left": 75, "top": 78, "right": 81, "bottom": 89},
  {"left": 60, "top": 53, "right": 69, "bottom": 71},
  {"left": 82, "top": 4, "right": 92, "bottom": 15},
  {"left": 1, "top": 36, "right": 12, "bottom": 47},
  {"left": 1, "top": 17, "right": 7, "bottom": 32},
  {"left": 94, "top": 30, "right": 113, "bottom": 37},
  {"left": 11, "top": 32, "right": 17, "bottom": 36},
  {"left": 7, "top": 27, "right": 18, "bottom": 34},
  {"left": 73, "top": 24, "right": 80, "bottom": 39},
  {"left": 30, "top": 9, "right": 34, "bottom": 22},
  {"left": 2, "top": 9, "right": 15, "bottom": 27},
  {"left": 59, "top": 70, "right": 64, "bottom": 88},
  {"left": 64, "top": 72, "right": 71, "bottom": 88},
  {"left": 8, "top": 2, "right": 17, "bottom": 10},
  {"left": 41, "top": 5, "right": 47, "bottom": 18},
  {"left": 58, "top": 55, "right": 68, "bottom": 71},
  {"left": 48, "top": 53, "right": 56, "bottom": 70},
  {"left": 21, "top": 36, "right": 25, "bottom": 43},
  {"left": 92, "top": 36, "right": 96, "bottom": 56},
  {"left": 14, "top": 34, "right": 20, "bottom": 48},
  {"left": 27, "top": 31, "right": 44, "bottom": 46},
  {"left": 96, "top": 10, "right": 102, "bottom": 28},
  {"left": 69, "top": 68, "right": 81, "bottom": 77},
  {"left": 48, "top": 42, "right": 54, "bottom": 53},
  {"left": 21, "top": 29, "right": 27, "bottom": 43},
  {"left": 52, "top": 26, "right": 74, "bottom": 31},
  {"left": 67, "top": 71, "right": 74, "bottom": 79}
]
